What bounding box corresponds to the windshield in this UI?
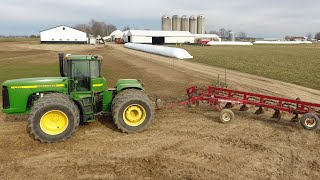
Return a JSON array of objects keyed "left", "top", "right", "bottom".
[{"left": 71, "top": 60, "right": 101, "bottom": 78}]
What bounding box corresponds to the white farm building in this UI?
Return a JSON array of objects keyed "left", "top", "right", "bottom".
[
  {"left": 40, "top": 25, "right": 87, "bottom": 44},
  {"left": 123, "top": 30, "right": 195, "bottom": 44}
]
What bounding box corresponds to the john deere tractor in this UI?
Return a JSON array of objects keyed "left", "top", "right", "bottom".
[{"left": 1, "top": 53, "right": 154, "bottom": 143}]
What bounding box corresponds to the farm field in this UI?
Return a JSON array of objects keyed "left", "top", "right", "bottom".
[
  {"left": 0, "top": 40, "right": 319, "bottom": 179},
  {"left": 0, "top": 37, "right": 39, "bottom": 42},
  {"left": 182, "top": 44, "right": 320, "bottom": 90}
]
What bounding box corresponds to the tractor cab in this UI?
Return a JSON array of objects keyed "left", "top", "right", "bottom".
[
  {"left": 59, "top": 53, "right": 106, "bottom": 93},
  {"left": 59, "top": 53, "right": 107, "bottom": 122}
]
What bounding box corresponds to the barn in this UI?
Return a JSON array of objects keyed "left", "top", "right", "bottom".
[
  {"left": 40, "top": 25, "right": 87, "bottom": 44},
  {"left": 123, "top": 30, "right": 194, "bottom": 44}
]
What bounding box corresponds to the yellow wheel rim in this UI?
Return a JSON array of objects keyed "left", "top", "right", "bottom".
[
  {"left": 40, "top": 110, "right": 69, "bottom": 135},
  {"left": 123, "top": 104, "right": 146, "bottom": 126}
]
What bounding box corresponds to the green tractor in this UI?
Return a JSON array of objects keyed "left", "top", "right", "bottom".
[{"left": 1, "top": 53, "right": 154, "bottom": 143}]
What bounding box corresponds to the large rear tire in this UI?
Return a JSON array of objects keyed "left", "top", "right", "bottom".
[
  {"left": 112, "top": 89, "right": 154, "bottom": 133},
  {"left": 28, "top": 93, "right": 80, "bottom": 143}
]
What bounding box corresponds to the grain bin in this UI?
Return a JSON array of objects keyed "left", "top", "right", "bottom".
[
  {"left": 229, "top": 32, "right": 236, "bottom": 41},
  {"left": 172, "top": 15, "right": 181, "bottom": 31},
  {"left": 181, "top": 15, "right": 189, "bottom": 31},
  {"left": 197, "top": 15, "right": 205, "bottom": 34},
  {"left": 189, "top": 15, "right": 197, "bottom": 34},
  {"left": 162, "top": 15, "right": 171, "bottom": 31}
]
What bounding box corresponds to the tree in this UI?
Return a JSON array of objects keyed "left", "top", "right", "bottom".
[
  {"left": 89, "top": 20, "right": 107, "bottom": 36},
  {"left": 105, "top": 24, "right": 117, "bottom": 36},
  {"left": 122, "top": 25, "right": 130, "bottom": 31},
  {"left": 285, "top": 36, "right": 291, "bottom": 41},
  {"left": 208, "top": 30, "right": 219, "bottom": 35},
  {"left": 74, "top": 24, "right": 90, "bottom": 34},
  {"left": 74, "top": 20, "right": 117, "bottom": 37},
  {"left": 218, "top": 28, "right": 232, "bottom": 38},
  {"left": 306, "top": 33, "right": 312, "bottom": 40},
  {"left": 237, "top": 32, "right": 247, "bottom": 38},
  {"left": 314, "top": 32, "right": 320, "bottom": 40}
]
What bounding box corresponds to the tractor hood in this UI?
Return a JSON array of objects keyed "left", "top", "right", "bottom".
[
  {"left": 2, "top": 77, "right": 68, "bottom": 88},
  {"left": 2, "top": 77, "right": 69, "bottom": 114}
]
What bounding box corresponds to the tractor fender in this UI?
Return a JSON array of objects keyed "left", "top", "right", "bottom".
[{"left": 115, "top": 79, "right": 144, "bottom": 92}]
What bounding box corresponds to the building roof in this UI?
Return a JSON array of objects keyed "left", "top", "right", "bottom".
[
  {"left": 127, "top": 30, "right": 194, "bottom": 37},
  {"left": 40, "top": 25, "right": 86, "bottom": 34},
  {"left": 110, "top": 30, "right": 122, "bottom": 36},
  {"left": 194, "top": 34, "right": 220, "bottom": 38}
]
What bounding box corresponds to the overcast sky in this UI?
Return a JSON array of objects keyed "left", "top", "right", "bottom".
[{"left": 1, "top": 0, "right": 319, "bottom": 38}]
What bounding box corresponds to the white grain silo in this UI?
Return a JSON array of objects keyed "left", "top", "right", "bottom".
[
  {"left": 189, "top": 15, "right": 197, "bottom": 34},
  {"left": 181, "top": 15, "right": 189, "bottom": 31},
  {"left": 172, "top": 15, "right": 181, "bottom": 31},
  {"left": 162, "top": 15, "right": 171, "bottom": 31},
  {"left": 229, "top": 32, "right": 236, "bottom": 41},
  {"left": 197, "top": 15, "right": 205, "bottom": 34}
]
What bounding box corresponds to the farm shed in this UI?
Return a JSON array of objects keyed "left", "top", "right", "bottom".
[
  {"left": 40, "top": 25, "right": 87, "bottom": 44},
  {"left": 103, "top": 30, "right": 123, "bottom": 42},
  {"left": 123, "top": 30, "right": 195, "bottom": 44}
]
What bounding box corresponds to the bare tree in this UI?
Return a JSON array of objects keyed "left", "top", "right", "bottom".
[
  {"left": 89, "top": 20, "right": 107, "bottom": 36},
  {"left": 315, "top": 32, "right": 320, "bottom": 40},
  {"left": 306, "top": 33, "right": 312, "bottom": 40},
  {"left": 105, "top": 24, "right": 117, "bottom": 36},
  {"left": 208, "top": 30, "right": 219, "bottom": 35},
  {"left": 237, "top": 32, "right": 247, "bottom": 38},
  {"left": 122, "top": 25, "right": 130, "bottom": 31},
  {"left": 74, "top": 24, "right": 90, "bottom": 34},
  {"left": 74, "top": 19, "right": 117, "bottom": 37},
  {"left": 218, "top": 28, "right": 232, "bottom": 38}
]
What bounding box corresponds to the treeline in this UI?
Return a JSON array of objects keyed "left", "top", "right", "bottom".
[
  {"left": 74, "top": 19, "right": 117, "bottom": 37},
  {"left": 315, "top": 32, "right": 320, "bottom": 40},
  {"left": 0, "top": 35, "right": 39, "bottom": 38},
  {"left": 207, "top": 28, "right": 247, "bottom": 38}
]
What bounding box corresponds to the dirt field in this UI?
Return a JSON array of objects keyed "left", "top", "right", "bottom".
[{"left": 0, "top": 41, "right": 319, "bottom": 180}]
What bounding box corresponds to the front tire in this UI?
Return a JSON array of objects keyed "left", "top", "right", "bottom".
[
  {"left": 112, "top": 89, "right": 154, "bottom": 133},
  {"left": 28, "top": 93, "right": 80, "bottom": 143}
]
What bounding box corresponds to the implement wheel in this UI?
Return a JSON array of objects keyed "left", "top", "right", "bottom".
[
  {"left": 28, "top": 93, "right": 80, "bottom": 143},
  {"left": 219, "top": 109, "right": 235, "bottom": 124},
  {"left": 300, "top": 113, "right": 320, "bottom": 130},
  {"left": 112, "top": 89, "right": 154, "bottom": 133}
]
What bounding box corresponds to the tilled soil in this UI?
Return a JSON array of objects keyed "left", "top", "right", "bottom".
[{"left": 0, "top": 42, "right": 319, "bottom": 180}]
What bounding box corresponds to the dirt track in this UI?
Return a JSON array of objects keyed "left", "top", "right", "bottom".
[{"left": 0, "top": 42, "right": 319, "bottom": 180}]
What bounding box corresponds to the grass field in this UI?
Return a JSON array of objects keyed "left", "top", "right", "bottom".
[
  {"left": 0, "top": 37, "right": 39, "bottom": 42},
  {"left": 182, "top": 44, "right": 320, "bottom": 90}
]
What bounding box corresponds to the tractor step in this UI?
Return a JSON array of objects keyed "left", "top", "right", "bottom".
[{"left": 82, "top": 97, "right": 96, "bottom": 122}]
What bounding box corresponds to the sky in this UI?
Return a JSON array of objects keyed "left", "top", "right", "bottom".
[{"left": 1, "top": 0, "right": 319, "bottom": 38}]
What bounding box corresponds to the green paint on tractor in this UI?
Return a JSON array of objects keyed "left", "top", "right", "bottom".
[{"left": 1, "top": 53, "right": 154, "bottom": 143}]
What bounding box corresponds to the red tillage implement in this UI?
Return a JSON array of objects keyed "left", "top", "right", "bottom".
[{"left": 165, "top": 86, "right": 320, "bottom": 130}]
